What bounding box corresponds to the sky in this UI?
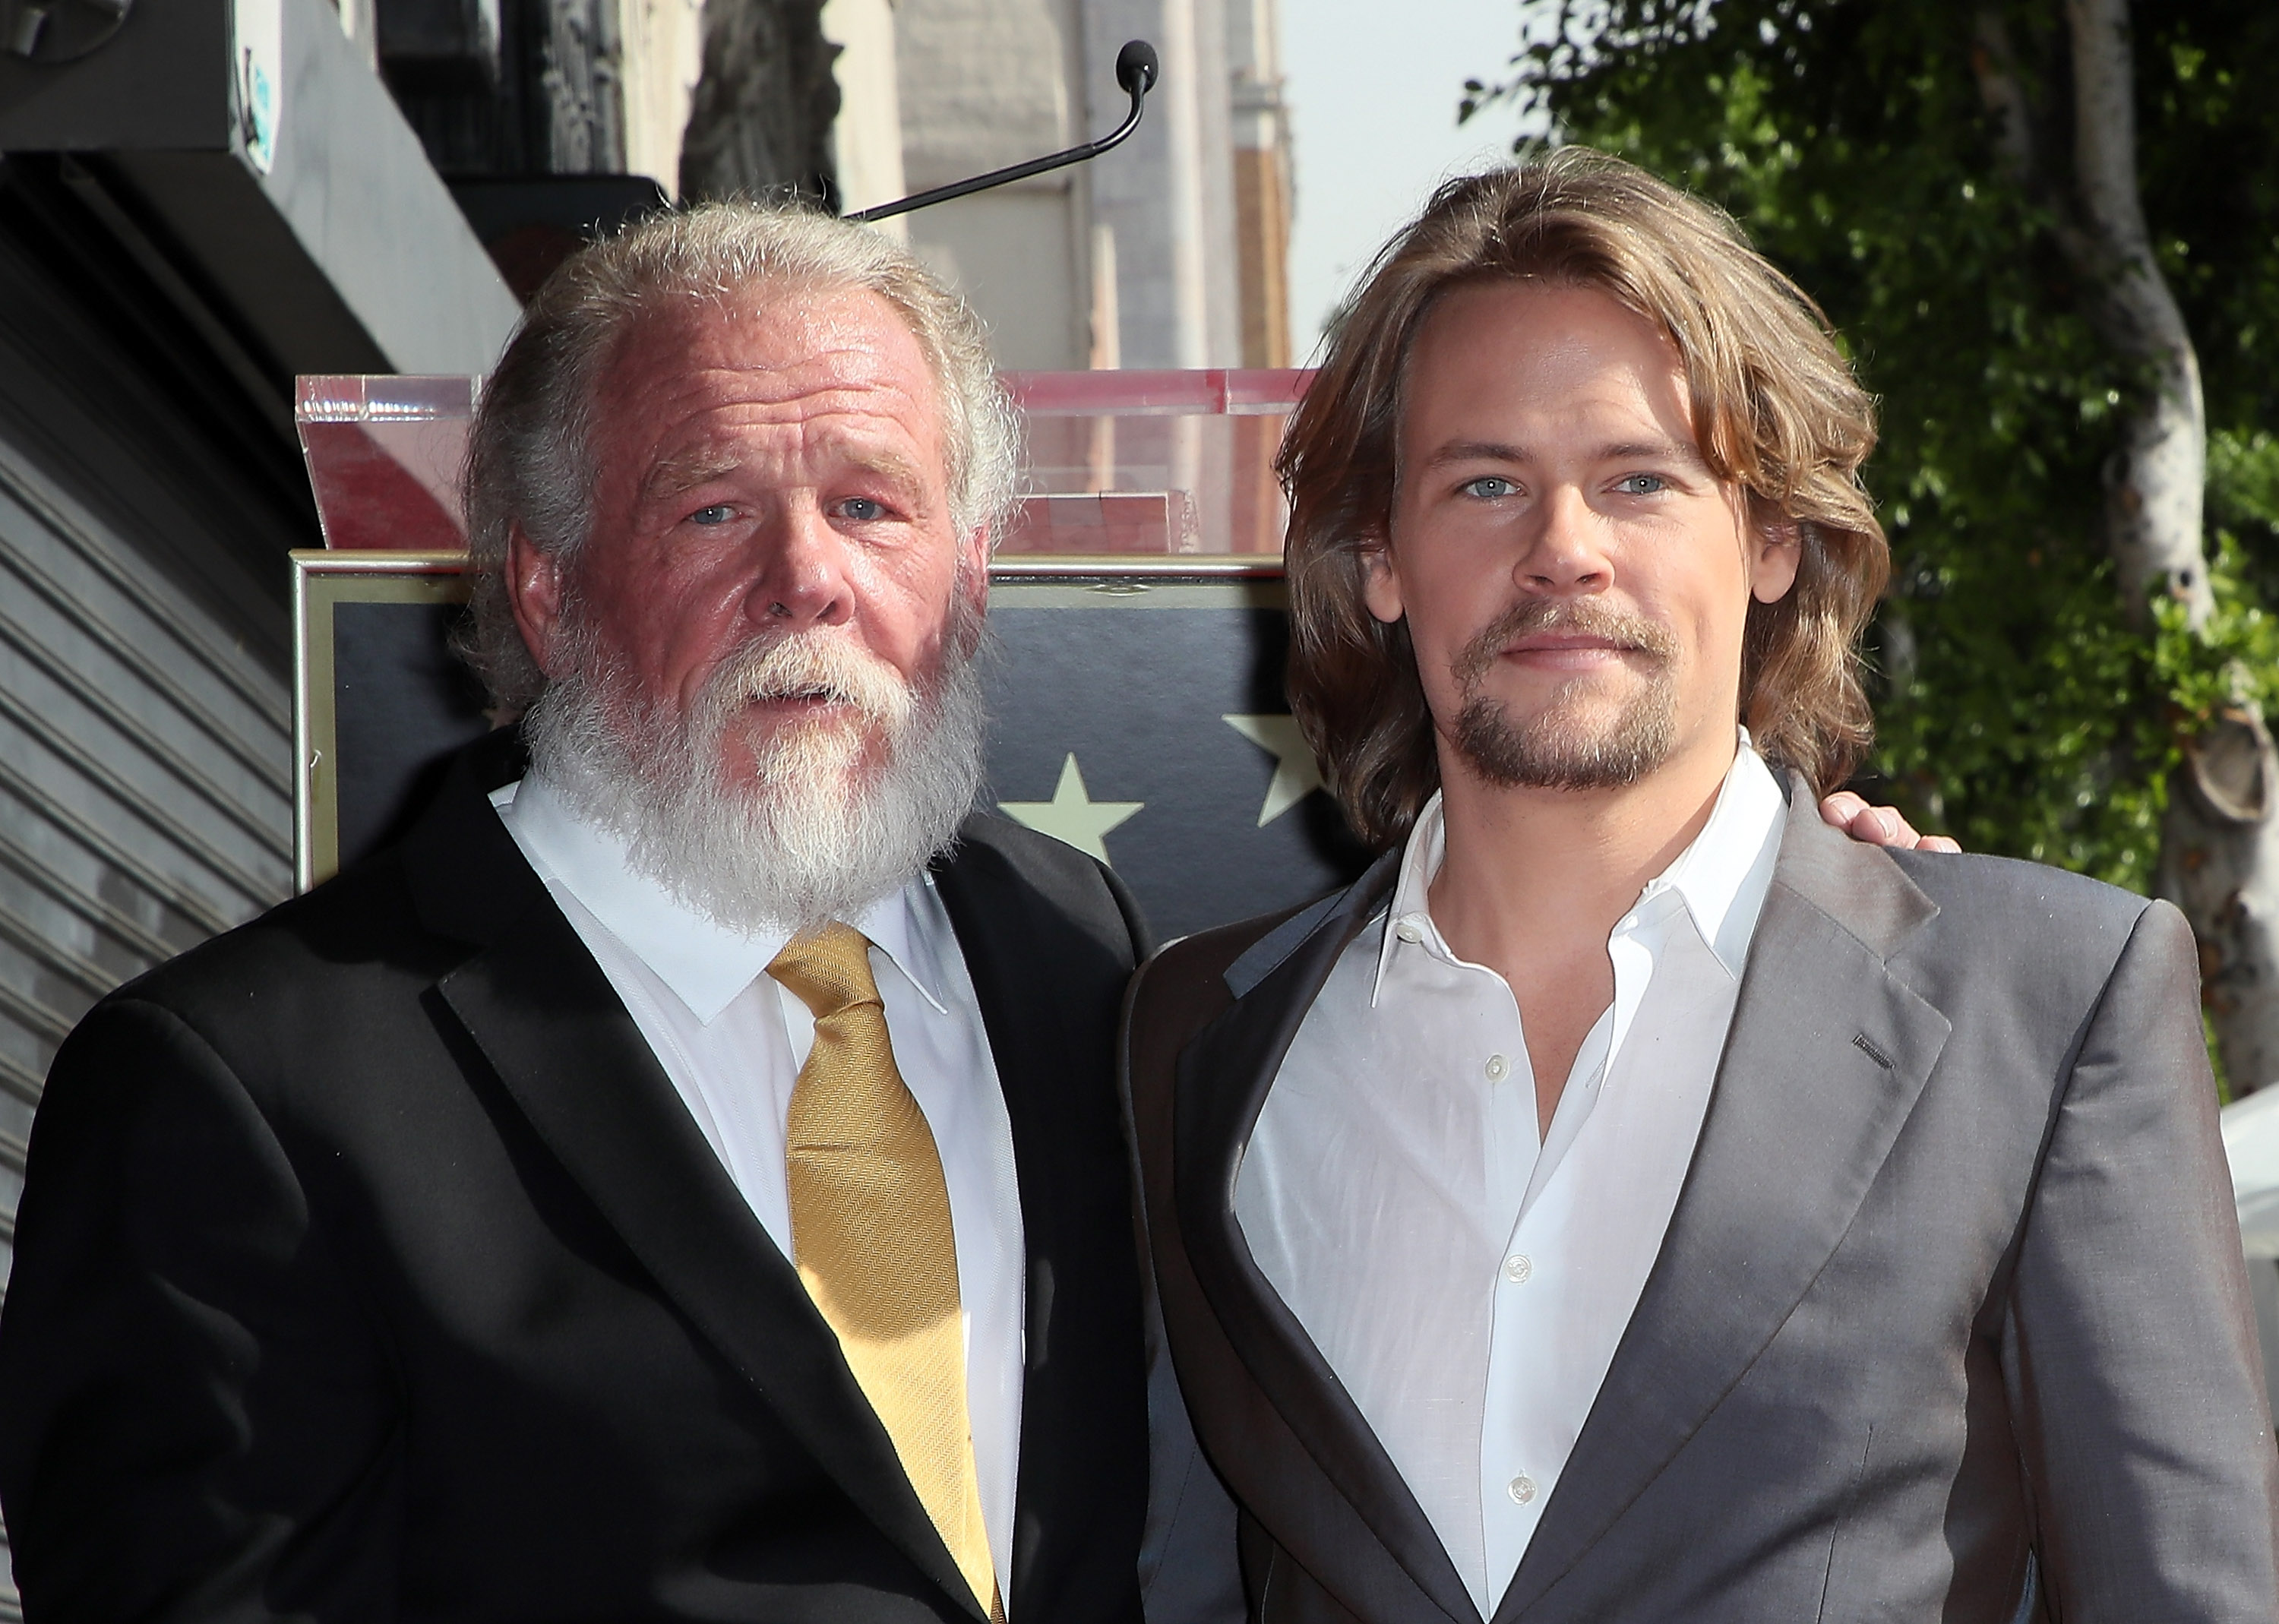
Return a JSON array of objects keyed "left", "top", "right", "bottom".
[{"left": 1278, "top": 0, "right": 1544, "bottom": 359}]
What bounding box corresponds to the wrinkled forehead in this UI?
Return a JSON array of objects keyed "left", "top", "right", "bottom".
[{"left": 600, "top": 283, "right": 944, "bottom": 422}]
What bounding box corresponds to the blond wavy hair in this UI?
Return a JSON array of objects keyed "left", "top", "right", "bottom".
[{"left": 1281, "top": 147, "right": 1888, "bottom": 848}]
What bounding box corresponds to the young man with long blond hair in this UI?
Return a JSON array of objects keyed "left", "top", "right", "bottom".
[{"left": 1126, "top": 150, "right": 2277, "bottom": 1623}]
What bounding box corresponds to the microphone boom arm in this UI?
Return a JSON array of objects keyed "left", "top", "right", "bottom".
[{"left": 847, "top": 39, "right": 1159, "bottom": 225}]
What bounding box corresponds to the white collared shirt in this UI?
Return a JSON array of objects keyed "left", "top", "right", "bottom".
[
  {"left": 492, "top": 774, "right": 1026, "bottom": 1596},
  {"left": 1233, "top": 741, "right": 1786, "bottom": 1616}
]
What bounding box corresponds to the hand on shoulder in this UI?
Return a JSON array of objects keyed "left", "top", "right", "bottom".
[{"left": 1818, "top": 791, "right": 1961, "bottom": 854}]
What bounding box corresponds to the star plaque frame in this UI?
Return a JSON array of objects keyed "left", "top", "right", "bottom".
[{"left": 292, "top": 551, "right": 1370, "bottom": 941}]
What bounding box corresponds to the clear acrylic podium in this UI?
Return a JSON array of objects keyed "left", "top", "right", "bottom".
[{"left": 293, "top": 368, "right": 1312, "bottom": 559}]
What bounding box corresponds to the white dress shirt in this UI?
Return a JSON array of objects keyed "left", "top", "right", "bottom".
[
  {"left": 493, "top": 774, "right": 1026, "bottom": 1596},
  {"left": 1233, "top": 741, "right": 1786, "bottom": 1616}
]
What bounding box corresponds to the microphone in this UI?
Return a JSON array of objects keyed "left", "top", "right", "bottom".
[
  {"left": 1116, "top": 39, "right": 1158, "bottom": 98},
  {"left": 848, "top": 39, "right": 1159, "bottom": 225}
]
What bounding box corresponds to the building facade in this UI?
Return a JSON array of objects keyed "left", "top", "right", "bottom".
[{"left": 872, "top": 0, "right": 1292, "bottom": 374}]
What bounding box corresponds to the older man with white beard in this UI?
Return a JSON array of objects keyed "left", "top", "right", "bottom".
[{"left": 0, "top": 205, "right": 1230, "bottom": 1624}]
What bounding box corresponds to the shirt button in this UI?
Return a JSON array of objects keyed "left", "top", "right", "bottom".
[
  {"left": 1506, "top": 1474, "right": 1538, "bottom": 1505},
  {"left": 1503, "top": 1253, "right": 1532, "bottom": 1284},
  {"left": 1395, "top": 917, "right": 1424, "bottom": 944},
  {"left": 1484, "top": 1054, "right": 1509, "bottom": 1082}
]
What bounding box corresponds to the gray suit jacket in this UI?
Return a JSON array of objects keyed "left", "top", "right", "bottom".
[{"left": 1123, "top": 779, "right": 2279, "bottom": 1622}]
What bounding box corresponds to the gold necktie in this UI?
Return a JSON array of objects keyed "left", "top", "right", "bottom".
[{"left": 769, "top": 923, "right": 1000, "bottom": 1619}]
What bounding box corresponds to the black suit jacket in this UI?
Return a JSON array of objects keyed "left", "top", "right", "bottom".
[
  {"left": 1125, "top": 780, "right": 2279, "bottom": 1623},
  {"left": 0, "top": 731, "right": 1154, "bottom": 1623}
]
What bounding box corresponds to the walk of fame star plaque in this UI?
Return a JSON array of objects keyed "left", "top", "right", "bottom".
[{"left": 292, "top": 552, "right": 1372, "bottom": 941}]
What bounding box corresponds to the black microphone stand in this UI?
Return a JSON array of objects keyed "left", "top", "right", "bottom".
[{"left": 845, "top": 40, "right": 1160, "bottom": 225}]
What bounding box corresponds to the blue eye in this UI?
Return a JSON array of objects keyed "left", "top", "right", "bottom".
[
  {"left": 688, "top": 504, "right": 735, "bottom": 526},
  {"left": 839, "top": 496, "right": 888, "bottom": 522},
  {"left": 1614, "top": 474, "right": 1667, "bottom": 496},
  {"left": 1461, "top": 476, "right": 1516, "bottom": 500}
]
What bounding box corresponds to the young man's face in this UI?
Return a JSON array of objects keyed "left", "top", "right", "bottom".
[{"left": 1367, "top": 280, "right": 1799, "bottom": 797}]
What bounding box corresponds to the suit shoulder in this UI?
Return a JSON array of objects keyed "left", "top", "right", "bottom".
[
  {"left": 77, "top": 848, "right": 436, "bottom": 1044},
  {"left": 1882, "top": 848, "right": 2174, "bottom": 1005},
  {"left": 944, "top": 810, "right": 1148, "bottom": 960},
  {"left": 953, "top": 810, "right": 1111, "bottom": 891},
  {"left": 1889, "top": 847, "right": 2152, "bottom": 937}
]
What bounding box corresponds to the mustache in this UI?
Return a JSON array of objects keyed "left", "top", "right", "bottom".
[
  {"left": 697, "top": 632, "right": 915, "bottom": 727},
  {"left": 1452, "top": 598, "right": 1678, "bottom": 687}
]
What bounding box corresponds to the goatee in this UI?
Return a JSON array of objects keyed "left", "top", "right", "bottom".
[
  {"left": 1449, "top": 597, "right": 1679, "bottom": 791},
  {"left": 523, "top": 602, "right": 987, "bottom": 935}
]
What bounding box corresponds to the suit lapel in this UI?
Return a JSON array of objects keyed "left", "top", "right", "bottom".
[
  {"left": 931, "top": 819, "right": 1078, "bottom": 1348},
  {"left": 1494, "top": 788, "right": 1952, "bottom": 1622},
  {"left": 929, "top": 819, "right": 1149, "bottom": 1619},
  {"left": 1174, "top": 853, "right": 1484, "bottom": 1624},
  {"left": 403, "top": 741, "right": 988, "bottom": 1622}
]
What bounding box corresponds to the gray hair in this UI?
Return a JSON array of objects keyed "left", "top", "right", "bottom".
[{"left": 458, "top": 201, "right": 1021, "bottom": 713}]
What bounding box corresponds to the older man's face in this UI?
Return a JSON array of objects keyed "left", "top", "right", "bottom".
[{"left": 510, "top": 284, "right": 985, "bottom": 793}]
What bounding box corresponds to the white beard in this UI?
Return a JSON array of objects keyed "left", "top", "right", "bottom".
[{"left": 523, "top": 609, "right": 987, "bottom": 936}]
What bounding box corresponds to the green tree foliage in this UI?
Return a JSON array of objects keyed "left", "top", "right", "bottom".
[{"left": 1468, "top": 0, "right": 2279, "bottom": 889}]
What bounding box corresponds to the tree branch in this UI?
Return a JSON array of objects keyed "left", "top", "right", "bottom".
[
  {"left": 1970, "top": 12, "right": 2038, "bottom": 185},
  {"left": 2063, "top": 0, "right": 2211, "bottom": 627}
]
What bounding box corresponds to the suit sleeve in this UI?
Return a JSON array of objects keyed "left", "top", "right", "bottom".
[
  {"left": 2005, "top": 899, "right": 2279, "bottom": 1621},
  {"left": 0, "top": 998, "right": 401, "bottom": 1622}
]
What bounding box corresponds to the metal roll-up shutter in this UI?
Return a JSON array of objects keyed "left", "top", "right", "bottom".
[
  {"left": 0, "top": 157, "right": 311, "bottom": 1616},
  {"left": 0, "top": 438, "right": 295, "bottom": 1064}
]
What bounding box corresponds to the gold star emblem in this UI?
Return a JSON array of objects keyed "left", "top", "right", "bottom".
[
  {"left": 1222, "top": 714, "right": 1326, "bottom": 826},
  {"left": 997, "top": 754, "right": 1144, "bottom": 865}
]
